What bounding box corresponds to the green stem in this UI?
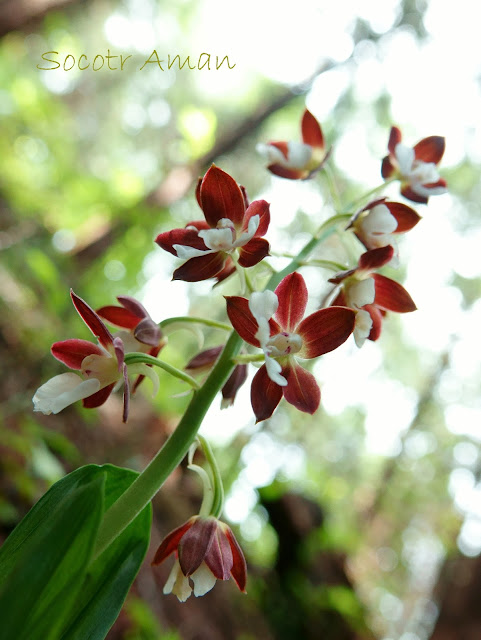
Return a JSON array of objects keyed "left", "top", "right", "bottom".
[
  {"left": 160, "top": 316, "right": 232, "bottom": 332},
  {"left": 266, "top": 214, "right": 350, "bottom": 290},
  {"left": 198, "top": 435, "right": 225, "bottom": 519},
  {"left": 298, "top": 259, "right": 347, "bottom": 271},
  {"left": 187, "top": 461, "right": 214, "bottom": 517},
  {"left": 322, "top": 162, "right": 342, "bottom": 211},
  {"left": 93, "top": 329, "right": 243, "bottom": 560},
  {"left": 92, "top": 212, "right": 345, "bottom": 559},
  {"left": 124, "top": 353, "right": 200, "bottom": 389},
  {"left": 344, "top": 177, "right": 396, "bottom": 212},
  {"left": 233, "top": 353, "right": 265, "bottom": 364},
  {"left": 244, "top": 269, "right": 255, "bottom": 294}
]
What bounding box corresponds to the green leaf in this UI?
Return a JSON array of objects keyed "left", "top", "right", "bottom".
[
  {"left": 0, "top": 466, "right": 105, "bottom": 640},
  {"left": 59, "top": 464, "right": 152, "bottom": 640},
  {"left": 0, "top": 464, "right": 152, "bottom": 640}
]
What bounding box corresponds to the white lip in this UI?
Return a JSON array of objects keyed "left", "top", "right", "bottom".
[{"left": 33, "top": 373, "right": 101, "bottom": 414}]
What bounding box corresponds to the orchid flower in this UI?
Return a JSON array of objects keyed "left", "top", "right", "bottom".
[
  {"left": 226, "top": 272, "right": 355, "bottom": 422},
  {"left": 329, "top": 245, "right": 416, "bottom": 347},
  {"left": 156, "top": 165, "right": 270, "bottom": 282},
  {"left": 257, "top": 109, "right": 329, "bottom": 180},
  {"left": 381, "top": 126, "right": 447, "bottom": 203},
  {"left": 152, "top": 516, "right": 247, "bottom": 602},
  {"left": 96, "top": 295, "right": 166, "bottom": 391},
  {"left": 347, "top": 198, "right": 421, "bottom": 266},
  {"left": 32, "top": 291, "right": 159, "bottom": 422}
]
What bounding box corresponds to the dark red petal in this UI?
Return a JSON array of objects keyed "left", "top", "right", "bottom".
[
  {"left": 268, "top": 141, "right": 289, "bottom": 159},
  {"left": 117, "top": 296, "right": 149, "bottom": 319},
  {"left": 362, "top": 197, "right": 388, "bottom": 212},
  {"left": 173, "top": 252, "right": 226, "bottom": 282},
  {"left": 301, "top": 109, "right": 324, "bottom": 149},
  {"left": 51, "top": 339, "right": 103, "bottom": 369},
  {"left": 199, "top": 165, "right": 246, "bottom": 229},
  {"left": 251, "top": 364, "right": 283, "bottom": 423},
  {"left": 424, "top": 177, "right": 447, "bottom": 189},
  {"left": 238, "top": 237, "right": 270, "bottom": 268},
  {"left": 365, "top": 304, "right": 383, "bottom": 341},
  {"left": 283, "top": 362, "right": 320, "bottom": 414},
  {"left": 225, "top": 296, "right": 260, "bottom": 347},
  {"left": 240, "top": 185, "right": 250, "bottom": 209},
  {"left": 358, "top": 245, "right": 394, "bottom": 272},
  {"left": 243, "top": 199, "right": 270, "bottom": 236},
  {"left": 132, "top": 375, "right": 144, "bottom": 394},
  {"left": 388, "top": 126, "right": 402, "bottom": 155},
  {"left": 82, "top": 382, "right": 115, "bottom": 408},
  {"left": 267, "top": 164, "right": 306, "bottom": 180},
  {"left": 185, "top": 220, "right": 211, "bottom": 231},
  {"left": 223, "top": 525, "right": 247, "bottom": 592},
  {"left": 150, "top": 344, "right": 162, "bottom": 357},
  {"left": 71, "top": 290, "right": 113, "bottom": 349},
  {"left": 96, "top": 305, "right": 140, "bottom": 329},
  {"left": 122, "top": 363, "right": 130, "bottom": 423},
  {"left": 413, "top": 136, "right": 445, "bottom": 164},
  {"left": 186, "top": 346, "right": 223, "bottom": 371},
  {"left": 205, "top": 527, "right": 233, "bottom": 581},
  {"left": 155, "top": 226, "right": 207, "bottom": 256},
  {"left": 222, "top": 364, "right": 247, "bottom": 406},
  {"left": 373, "top": 274, "right": 417, "bottom": 312},
  {"left": 226, "top": 296, "right": 281, "bottom": 346},
  {"left": 134, "top": 317, "right": 162, "bottom": 347},
  {"left": 195, "top": 177, "right": 203, "bottom": 209},
  {"left": 178, "top": 517, "right": 217, "bottom": 576},
  {"left": 274, "top": 272, "right": 307, "bottom": 332},
  {"left": 152, "top": 518, "right": 196, "bottom": 566},
  {"left": 381, "top": 156, "right": 396, "bottom": 179},
  {"left": 113, "top": 336, "right": 125, "bottom": 371},
  {"left": 384, "top": 202, "right": 421, "bottom": 233},
  {"left": 297, "top": 307, "right": 356, "bottom": 358},
  {"left": 330, "top": 290, "right": 346, "bottom": 306},
  {"left": 400, "top": 184, "right": 428, "bottom": 204},
  {"left": 328, "top": 268, "right": 357, "bottom": 285},
  {"left": 213, "top": 258, "right": 236, "bottom": 286}
]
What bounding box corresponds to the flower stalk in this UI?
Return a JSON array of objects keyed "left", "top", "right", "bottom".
[
  {"left": 160, "top": 316, "right": 232, "bottom": 332},
  {"left": 91, "top": 219, "right": 337, "bottom": 560},
  {"left": 123, "top": 352, "right": 200, "bottom": 390}
]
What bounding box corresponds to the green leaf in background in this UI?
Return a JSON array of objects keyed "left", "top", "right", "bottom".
[
  {"left": 0, "top": 466, "right": 105, "bottom": 640},
  {"left": 59, "top": 464, "right": 152, "bottom": 640},
  {"left": 0, "top": 464, "right": 152, "bottom": 640}
]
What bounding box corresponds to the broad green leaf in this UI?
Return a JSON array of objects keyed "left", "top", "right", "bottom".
[
  {"left": 0, "top": 465, "right": 104, "bottom": 584},
  {"left": 59, "top": 464, "right": 152, "bottom": 640},
  {"left": 0, "top": 466, "right": 105, "bottom": 640}
]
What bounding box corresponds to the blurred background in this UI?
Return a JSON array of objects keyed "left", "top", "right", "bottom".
[{"left": 1, "top": 0, "right": 481, "bottom": 638}]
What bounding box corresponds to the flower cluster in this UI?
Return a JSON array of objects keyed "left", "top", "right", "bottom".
[{"left": 32, "top": 106, "right": 448, "bottom": 608}]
